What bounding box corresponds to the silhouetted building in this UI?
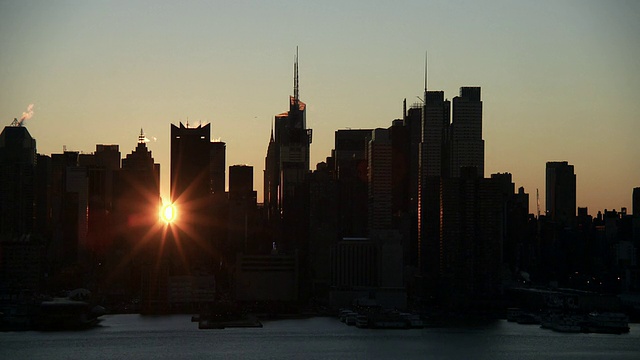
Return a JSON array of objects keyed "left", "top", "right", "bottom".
[
  {"left": 546, "top": 161, "right": 576, "bottom": 228},
  {"left": 80, "top": 144, "right": 121, "bottom": 266},
  {"left": 113, "top": 131, "right": 161, "bottom": 302},
  {"left": 0, "top": 125, "right": 42, "bottom": 292},
  {"left": 210, "top": 141, "right": 226, "bottom": 195},
  {"left": 633, "top": 187, "right": 640, "bottom": 217},
  {"left": 401, "top": 103, "right": 422, "bottom": 270},
  {"left": 170, "top": 122, "right": 214, "bottom": 272},
  {"left": 229, "top": 165, "right": 253, "bottom": 197},
  {"left": 0, "top": 125, "right": 36, "bottom": 240},
  {"left": 418, "top": 90, "right": 451, "bottom": 290},
  {"left": 368, "top": 128, "right": 393, "bottom": 232},
  {"left": 264, "top": 50, "right": 312, "bottom": 256},
  {"left": 307, "top": 161, "right": 338, "bottom": 300},
  {"left": 334, "top": 129, "right": 372, "bottom": 238},
  {"left": 450, "top": 87, "right": 483, "bottom": 178},
  {"left": 47, "top": 151, "right": 89, "bottom": 290},
  {"left": 228, "top": 165, "right": 257, "bottom": 255},
  {"left": 439, "top": 168, "right": 504, "bottom": 308}
]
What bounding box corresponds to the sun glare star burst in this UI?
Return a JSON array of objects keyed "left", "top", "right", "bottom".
[{"left": 160, "top": 203, "right": 176, "bottom": 223}]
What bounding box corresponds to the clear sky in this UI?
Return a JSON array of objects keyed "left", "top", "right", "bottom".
[{"left": 1, "top": 0, "right": 638, "bottom": 214}]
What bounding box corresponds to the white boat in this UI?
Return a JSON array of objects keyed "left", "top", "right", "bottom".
[{"left": 584, "top": 312, "right": 629, "bottom": 334}]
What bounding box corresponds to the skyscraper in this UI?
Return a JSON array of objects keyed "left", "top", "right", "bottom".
[
  {"left": 546, "top": 161, "right": 577, "bottom": 227},
  {"left": 170, "top": 122, "right": 215, "bottom": 271},
  {"left": 368, "top": 128, "right": 393, "bottom": 233},
  {"left": 633, "top": 187, "right": 640, "bottom": 217},
  {"left": 170, "top": 123, "right": 212, "bottom": 205},
  {"left": 334, "top": 129, "right": 371, "bottom": 237},
  {"left": 450, "top": 87, "right": 483, "bottom": 178},
  {"left": 0, "top": 125, "right": 36, "bottom": 240},
  {"left": 119, "top": 130, "right": 161, "bottom": 229},
  {"left": 264, "top": 49, "right": 312, "bottom": 253},
  {"left": 210, "top": 141, "right": 226, "bottom": 195},
  {"left": 418, "top": 90, "right": 451, "bottom": 281}
]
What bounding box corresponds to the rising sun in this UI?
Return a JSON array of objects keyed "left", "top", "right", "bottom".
[{"left": 160, "top": 203, "right": 177, "bottom": 223}]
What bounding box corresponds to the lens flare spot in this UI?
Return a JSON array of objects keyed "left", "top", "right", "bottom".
[{"left": 160, "top": 203, "right": 176, "bottom": 223}]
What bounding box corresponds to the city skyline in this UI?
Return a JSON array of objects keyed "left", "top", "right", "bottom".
[{"left": 1, "top": 1, "right": 638, "bottom": 214}]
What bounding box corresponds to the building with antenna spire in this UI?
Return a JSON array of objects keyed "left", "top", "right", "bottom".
[{"left": 264, "top": 48, "right": 312, "bottom": 255}]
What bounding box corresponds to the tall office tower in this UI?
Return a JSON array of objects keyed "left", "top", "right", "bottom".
[
  {"left": 418, "top": 90, "right": 451, "bottom": 288},
  {"left": 368, "top": 128, "right": 393, "bottom": 233},
  {"left": 401, "top": 104, "right": 422, "bottom": 269},
  {"left": 210, "top": 141, "right": 226, "bottom": 195},
  {"left": 119, "top": 130, "right": 161, "bottom": 229},
  {"left": 229, "top": 165, "right": 253, "bottom": 196},
  {"left": 49, "top": 151, "right": 89, "bottom": 279},
  {"left": 633, "top": 187, "right": 640, "bottom": 217},
  {"left": 0, "top": 124, "right": 41, "bottom": 292},
  {"left": 450, "top": 87, "right": 483, "bottom": 178},
  {"left": 107, "top": 131, "right": 161, "bottom": 299},
  {"left": 0, "top": 125, "right": 36, "bottom": 240},
  {"left": 170, "top": 122, "right": 214, "bottom": 270},
  {"left": 333, "top": 129, "right": 372, "bottom": 237},
  {"left": 546, "top": 161, "right": 576, "bottom": 228},
  {"left": 80, "top": 144, "right": 121, "bottom": 260},
  {"left": 228, "top": 165, "right": 257, "bottom": 255},
  {"left": 171, "top": 123, "right": 212, "bottom": 203},
  {"left": 307, "top": 160, "right": 338, "bottom": 298},
  {"left": 264, "top": 49, "right": 312, "bottom": 252},
  {"left": 264, "top": 128, "right": 279, "bottom": 224},
  {"left": 439, "top": 168, "right": 504, "bottom": 307}
]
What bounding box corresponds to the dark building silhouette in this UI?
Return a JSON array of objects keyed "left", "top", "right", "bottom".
[
  {"left": 0, "top": 125, "right": 36, "bottom": 240},
  {"left": 450, "top": 87, "right": 483, "bottom": 178},
  {"left": 46, "top": 151, "right": 89, "bottom": 290},
  {"left": 263, "top": 49, "right": 312, "bottom": 255},
  {"left": 170, "top": 122, "right": 216, "bottom": 272},
  {"left": 0, "top": 125, "right": 43, "bottom": 293},
  {"left": 210, "top": 141, "right": 226, "bottom": 195},
  {"left": 633, "top": 187, "right": 640, "bottom": 217},
  {"left": 400, "top": 103, "right": 422, "bottom": 270},
  {"left": 307, "top": 160, "right": 338, "bottom": 300},
  {"left": 546, "top": 161, "right": 576, "bottom": 228},
  {"left": 418, "top": 90, "right": 451, "bottom": 291},
  {"left": 439, "top": 168, "right": 504, "bottom": 308},
  {"left": 334, "top": 129, "right": 372, "bottom": 238},
  {"left": 229, "top": 164, "right": 253, "bottom": 196},
  {"left": 227, "top": 165, "right": 257, "bottom": 255},
  {"left": 80, "top": 144, "right": 121, "bottom": 267}
]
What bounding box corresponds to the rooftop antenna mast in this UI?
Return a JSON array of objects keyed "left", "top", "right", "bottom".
[
  {"left": 424, "top": 51, "right": 428, "bottom": 103},
  {"left": 138, "top": 128, "right": 145, "bottom": 144},
  {"left": 294, "top": 46, "right": 299, "bottom": 102}
]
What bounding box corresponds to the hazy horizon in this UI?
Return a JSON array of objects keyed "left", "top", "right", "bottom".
[{"left": 1, "top": 0, "right": 638, "bottom": 214}]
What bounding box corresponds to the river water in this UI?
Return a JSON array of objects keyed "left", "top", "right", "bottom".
[{"left": 1, "top": 314, "right": 639, "bottom": 359}]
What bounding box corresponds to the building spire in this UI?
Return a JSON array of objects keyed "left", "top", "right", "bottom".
[
  {"left": 424, "top": 51, "right": 428, "bottom": 103},
  {"left": 294, "top": 46, "right": 299, "bottom": 102},
  {"left": 270, "top": 120, "right": 274, "bottom": 142},
  {"left": 138, "top": 128, "right": 145, "bottom": 144}
]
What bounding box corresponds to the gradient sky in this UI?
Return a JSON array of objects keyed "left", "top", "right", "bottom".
[{"left": 1, "top": 0, "right": 638, "bottom": 214}]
